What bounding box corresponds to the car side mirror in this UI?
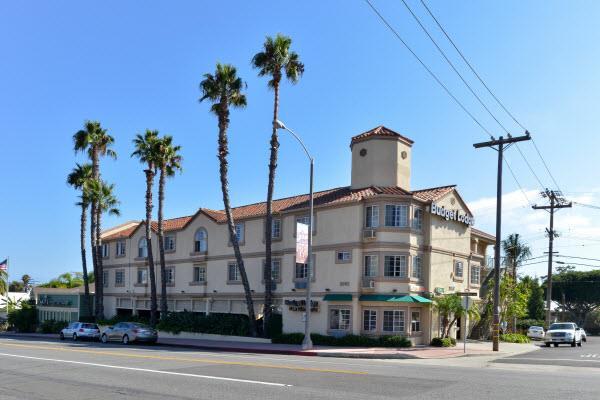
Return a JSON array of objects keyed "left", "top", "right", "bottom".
[{"left": 576, "top": 327, "right": 580, "bottom": 331}]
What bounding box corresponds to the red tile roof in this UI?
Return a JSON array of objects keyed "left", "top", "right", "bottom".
[
  {"left": 102, "top": 184, "right": 457, "bottom": 240},
  {"left": 350, "top": 126, "right": 414, "bottom": 147}
]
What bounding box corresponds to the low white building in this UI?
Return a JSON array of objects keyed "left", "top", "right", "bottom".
[{"left": 101, "top": 126, "right": 494, "bottom": 344}]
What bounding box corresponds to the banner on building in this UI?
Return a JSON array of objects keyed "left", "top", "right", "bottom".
[{"left": 296, "top": 222, "right": 309, "bottom": 263}]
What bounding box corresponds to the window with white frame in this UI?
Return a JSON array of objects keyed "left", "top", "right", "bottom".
[
  {"left": 165, "top": 267, "right": 175, "bottom": 284},
  {"left": 193, "top": 265, "right": 206, "bottom": 283},
  {"left": 365, "top": 205, "right": 379, "bottom": 228},
  {"left": 454, "top": 261, "right": 464, "bottom": 278},
  {"left": 384, "top": 255, "right": 407, "bottom": 278},
  {"left": 384, "top": 204, "right": 408, "bottom": 227},
  {"left": 164, "top": 235, "right": 176, "bottom": 251},
  {"left": 263, "top": 259, "right": 281, "bottom": 282},
  {"left": 115, "top": 270, "right": 125, "bottom": 286},
  {"left": 138, "top": 238, "right": 148, "bottom": 258},
  {"left": 412, "top": 208, "right": 423, "bottom": 230},
  {"left": 235, "top": 223, "right": 244, "bottom": 243},
  {"left": 471, "top": 265, "right": 481, "bottom": 284},
  {"left": 271, "top": 219, "right": 281, "bottom": 239},
  {"left": 411, "top": 311, "right": 421, "bottom": 332},
  {"left": 116, "top": 240, "right": 126, "bottom": 257},
  {"left": 136, "top": 268, "right": 147, "bottom": 284},
  {"left": 383, "top": 310, "right": 405, "bottom": 332},
  {"left": 412, "top": 255, "right": 423, "bottom": 279},
  {"left": 194, "top": 229, "right": 207, "bottom": 253},
  {"left": 101, "top": 243, "right": 109, "bottom": 258},
  {"left": 336, "top": 250, "right": 351, "bottom": 262},
  {"left": 103, "top": 271, "right": 108, "bottom": 287},
  {"left": 363, "top": 309, "right": 377, "bottom": 331},
  {"left": 295, "top": 262, "right": 309, "bottom": 280},
  {"left": 329, "top": 308, "right": 351, "bottom": 330},
  {"left": 228, "top": 263, "right": 240, "bottom": 282},
  {"left": 364, "top": 255, "right": 378, "bottom": 277}
]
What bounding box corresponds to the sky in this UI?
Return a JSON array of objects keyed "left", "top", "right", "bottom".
[{"left": 1, "top": 1, "right": 600, "bottom": 283}]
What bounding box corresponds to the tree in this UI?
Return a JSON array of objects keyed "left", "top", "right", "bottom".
[
  {"left": 73, "top": 121, "right": 116, "bottom": 319},
  {"left": 200, "top": 63, "right": 258, "bottom": 337},
  {"left": 155, "top": 135, "right": 182, "bottom": 319},
  {"left": 86, "top": 179, "right": 120, "bottom": 318},
  {"left": 502, "top": 233, "right": 531, "bottom": 278},
  {"left": 39, "top": 272, "right": 85, "bottom": 288},
  {"left": 132, "top": 130, "right": 160, "bottom": 326},
  {"left": 67, "top": 163, "right": 93, "bottom": 316},
  {"left": 21, "top": 274, "right": 31, "bottom": 288},
  {"left": 484, "top": 275, "right": 529, "bottom": 329},
  {"left": 9, "top": 281, "right": 24, "bottom": 292},
  {"left": 252, "top": 34, "right": 304, "bottom": 335},
  {"left": 551, "top": 270, "right": 600, "bottom": 325},
  {"left": 527, "top": 278, "right": 545, "bottom": 320},
  {"left": 433, "top": 293, "right": 480, "bottom": 338}
]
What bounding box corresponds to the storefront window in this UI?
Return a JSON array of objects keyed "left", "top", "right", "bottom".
[
  {"left": 411, "top": 311, "right": 421, "bottom": 332},
  {"left": 330, "top": 308, "right": 351, "bottom": 330},
  {"left": 363, "top": 310, "right": 377, "bottom": 331},
  {"left": 383, "top": 310, "right": 404, "bottom": 332}
]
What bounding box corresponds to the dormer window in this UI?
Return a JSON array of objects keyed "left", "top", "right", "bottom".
[{"left": 194, "top": 229, "right": 208, "bottom": 253}]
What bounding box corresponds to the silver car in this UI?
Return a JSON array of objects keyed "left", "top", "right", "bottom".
[
  {"left": 101, "top": 322, "right": 158, "bottom": 344},
  {"left": 60, "top": 322, "right": 101, "bottom": 341}
]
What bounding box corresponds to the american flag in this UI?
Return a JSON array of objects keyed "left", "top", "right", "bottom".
[{"left": 0, "top": 259, "right": 7, "bottom": 271}]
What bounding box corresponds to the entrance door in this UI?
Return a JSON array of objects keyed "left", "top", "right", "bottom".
[{"left": 456, "top": 317, "right": 462, "bottom": 340}]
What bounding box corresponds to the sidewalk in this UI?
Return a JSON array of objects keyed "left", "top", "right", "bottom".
[{"left": 0, "top": 332, "right": 538, "bottom": 360}]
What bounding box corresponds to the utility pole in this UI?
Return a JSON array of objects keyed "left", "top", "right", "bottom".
[
  {"left": 533, "top": 189, "right": 572, "bottom": 327},
  {"left": 473, "top": 132, "right": 531, "bottom": 352}
]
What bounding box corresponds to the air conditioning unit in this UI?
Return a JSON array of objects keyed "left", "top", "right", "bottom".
[
  {"left": 363, "top": 229, "right": 376, "bottom": 240},
  {"left": 294, "top": 281, "right": 307, "bottom": 289}
]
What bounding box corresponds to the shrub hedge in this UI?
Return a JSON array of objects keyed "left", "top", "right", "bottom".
[
  {"left": 7, "top": 303, "right": 37, "bottom": 333},
  {"left": 40, "top": 319, "right": 68, "bottom": 334},
  {"left": 430, "top": 337, "right": 456, "bottom": 347},
  {"left": 272, "top": 333, "right": 412, "bottom": 348},
  {"left": 500, "top": 333, "right": 531, "bottom": 343},
  {"left": 156, "top": 312, "right": 251, "bottom": 336}
]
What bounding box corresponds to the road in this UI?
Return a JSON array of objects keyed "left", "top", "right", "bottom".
[
  {"left": 495, "top": 336, "right": 600, "bottom": 368},
  {"left": 0, "top": 337, "right": 599, "bottom": 400}
]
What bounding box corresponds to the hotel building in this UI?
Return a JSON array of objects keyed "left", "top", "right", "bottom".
[{"left": 101, "top": 126, "right": 494, "bottom": 344}]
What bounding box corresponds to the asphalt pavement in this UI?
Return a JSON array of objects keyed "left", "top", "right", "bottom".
[
  {"left": 0, "top": 336, "right": 599, "bottom": 400},
  {"left": 494, "top": 336, "right": 600, "bottom": 368}
]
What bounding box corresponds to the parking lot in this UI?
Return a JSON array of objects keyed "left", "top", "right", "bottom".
[{"left": 494, "top": 336, "right": 600, "bottom": 368}]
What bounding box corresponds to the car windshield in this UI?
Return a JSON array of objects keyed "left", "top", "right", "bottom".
[
  {"left": 81, "top": 323, "right": 98, "bottom": 329},
  {"left": 529, "top": 326, "right": 543, "bottom": 330},
  {"left": 549, "top": 323, "right": 574, "bottom": 330}
]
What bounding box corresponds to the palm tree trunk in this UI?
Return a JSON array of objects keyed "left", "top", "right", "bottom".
[
  {"left": 263, "top": 79, "right": 280, "bottom": 336},
  {"left": 218, "top": 99, "right": 258, "bottom": 337},
  {"left": 446, "top": 316, "right": 458, "bottom": 338},
  {"left": 91, "top": 149, "right": 101, "bottom": 320},
  {"left": 144, "top": 169, "right": 158, "bottom": 327},
  {"left": 158, "top": 166, "right": 168, "bottom": 319},
  {"left": 80, "top": 204, "right": 92, "bottom": 318},
  {"left": 95, "top": 209, "right": 104, "bottom": 319}
]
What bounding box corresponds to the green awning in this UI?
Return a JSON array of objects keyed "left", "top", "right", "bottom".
[
  {"left": 359, "top": 294, "right": 432, "bottom": 303},
  {"left": 323, "top": 294, "right": 353, "bottom": 301}
]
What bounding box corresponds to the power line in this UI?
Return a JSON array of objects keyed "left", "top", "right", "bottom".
[
  {"left": 363, "top": 0, "right": 494, "bottom": 139},
  {"left": 556, "top": 254, "right": 600, "bottom": 263},
  {"left": 503, "top": 157, "right": 533, "bottom": 207},
  {"left": 573, "top": 202, "right": 600, "bottom": 210},
  {"left": 531, "top": 138, "right": 562, "bottom": 193}
]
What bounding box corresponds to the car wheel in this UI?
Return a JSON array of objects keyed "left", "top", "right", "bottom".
[
  {"left": 583, "top": 337, "right": 587, "bottom": 342},
  {"left": 554, "top": 343, "right": 559, "bottom": 347},
  {"left": 578, "top": 340, "right": 582, "bottom": 347},
  {"left": 73, "top": 333, "right": 78, "bottom": 341},
  {"left": 122, "top": 334, "right": 129, "bottom": 345},
  {"left": 101, "top": 334, "right": 108, "bottom": 343},
  {"left": 545, "top": 342, "right": 550, "bottom": 347},
  {"left": 571, "top": 339, "right": 576, "bottom": 347},
  {"left": 60, "top": 333, "right": 65, "bottom": 340}
]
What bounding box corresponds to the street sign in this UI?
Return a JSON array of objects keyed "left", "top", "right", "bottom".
[{"left": 456, "top": 291, "right": 478, "bottom": 296}]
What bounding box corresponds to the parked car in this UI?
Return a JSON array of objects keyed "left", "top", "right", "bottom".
[
  {"left": 527, "top": 325, "right": 545, "bottom": 340},
  {"left": 100, "top": 322, "right": 158, "bottom": 344},
  {"left": 581, "top": 328, "right": 587, "bottom": 342},
  {"left": 60, "top": 322, "right": 101, "bottom": 341},
  {"left": 544, "top": 322, "right": 583, "bottom": 347}
]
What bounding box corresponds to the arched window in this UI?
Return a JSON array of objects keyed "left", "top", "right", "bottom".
[
  {"left": 138, "top": 238, "right": 148, "bottom": 258},
  {"left": 194, "top": 229, "right": 207, "bottom": 253}
]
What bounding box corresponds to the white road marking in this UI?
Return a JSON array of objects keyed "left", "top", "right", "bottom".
[
  {"left": 0, "top": 352, "right": 292, "bottom": 387},
  {"left": 503, "top": 357, "right": 600, "bottom": 363}
]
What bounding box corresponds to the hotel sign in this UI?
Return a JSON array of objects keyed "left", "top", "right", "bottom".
[
  {"left": 285, "top": 299, "right": 319, "bottom": 312},
  {"left": 430, "top": 203, "right": 475, "bottom": 226}
]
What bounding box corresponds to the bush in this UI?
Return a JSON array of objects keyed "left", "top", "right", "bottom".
[
  {"left": 156, "top": 312, "right": 250, "bottom": 336},
  {"left": 272, "top": 333, "right": 412, "bottom": 348},
  {"left": 7, "top": 304, "right": 37, "bottom": 333},
  {"left": 39, "top": 319, "right": 68, "bottom": 334},
  {"left": 430, "top": 337, "right": 456, "bottom": 347},
  {"left": 500, "top": 333, "right": 531, "bottom": 343},
  {"left": 259, "top": 313, "right": 282, "bottom": 338}
]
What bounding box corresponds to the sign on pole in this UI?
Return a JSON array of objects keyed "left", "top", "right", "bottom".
[{"left": 296, "top": 222, "right": 309, "bottom": 264}]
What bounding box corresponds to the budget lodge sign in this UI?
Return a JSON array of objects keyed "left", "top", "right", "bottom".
[{"left": 430, "top": 203, "right": 475, "bottom": 226}]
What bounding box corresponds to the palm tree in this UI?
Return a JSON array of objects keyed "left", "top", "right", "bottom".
[
  {"left": 155, "top": 135, "right": 182, "bottom": 319},
  {"left": 434, "top": 293, "right": 480, "bottom": 338},
  {"left": 132, "top": 130, "right": 160, "bottom": 326},
  {"left": 67, "top": 163, "right": 93, "bottom": 316},
  {"left": 502, "top": 233, "right": 532, "bottom": 278},
  {"left": 73, "top": 121, "right": 116, "bottom": 319},
  {"left": 200, "top": 63, "right": 258, "bottom": 337},
  {"left": 86, "top": 179, "right": 120, "bottom": 318},
  {"left": 252, "top": 34, "right": 304, "bottom": 334}
]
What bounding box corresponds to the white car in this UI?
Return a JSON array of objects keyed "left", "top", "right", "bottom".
[
  {"left": 60, "top": 322, "right": 101, "bottom": 341},
  {"left": 544, "top": 322, "right": 583, "bottom": 347},
  {"left": 527, "top": 325, "right": 545, "bottom": 340}
]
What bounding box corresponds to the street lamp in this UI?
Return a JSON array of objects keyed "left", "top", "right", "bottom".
[{"left": 275, "top": 119, "right": 314, "bottom": 350}]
